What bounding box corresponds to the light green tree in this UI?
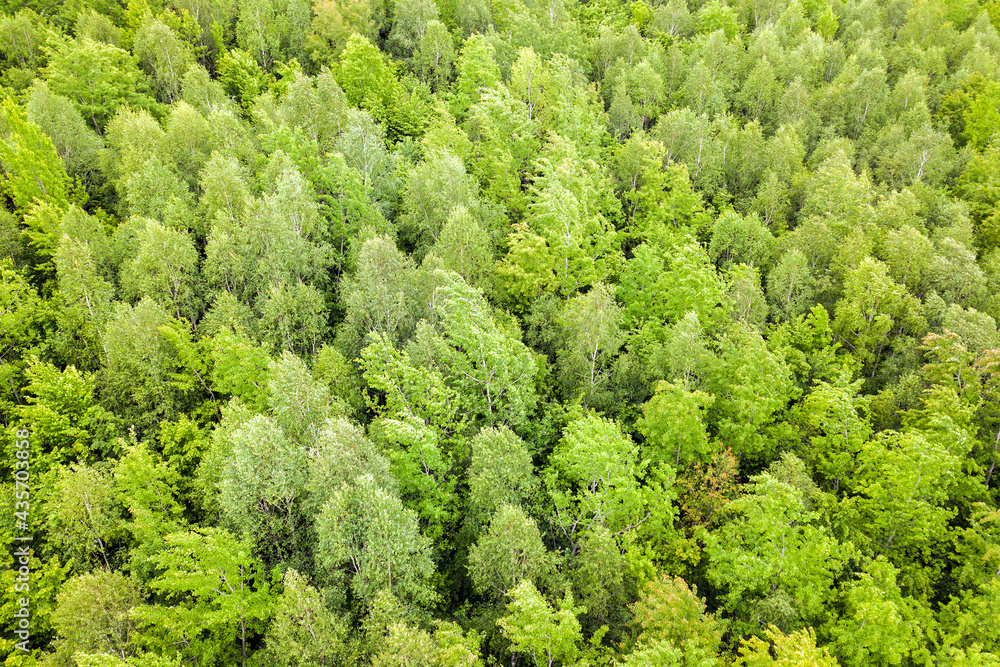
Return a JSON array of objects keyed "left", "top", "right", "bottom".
[
  {"left": 138, "top": 527, "right": 276, "bottom": 666},
  {"left": 467, "top": 426, "right": 540, "bottom": 530},
  {"left": 638, "top": 381, "right": 715, "bottom": 469},
  {"left": 219, "top": 414, "right": 310, "bottom": 566},
  {"left": 706, "top": 322, "right": 798, "bottom": 464},
  {"left": 42, "top": 37, "right": 159, "bottom": 132},
  {"left": 736, "top": 626, "right": 838, "bottom": 666},
  {"left": 25, "top": 81, "right": 106, "bottom": 195},
  {"left": 468, "top": 504, "right": 554, "bottom": 600},
  {"left": 46, "top": 463, "right": 124, "bottom": 570},
  {"left": 316, "top": 474, "right": 437, "bottom": 608},
  {"left": 629, "top": 574, "right": 724, "bottom": 667},
  {"left": 262, "top": 569, "right": 351, "bottom": 667},
  {"left": 0, "top": 101, "right": 70, "bottom": 226},
  {"left": 556, "top": 282, "right": 622, "bottom": 406},
  {"left": 706, "top": 471, "right": 846, "bottom": 635},
  {"left": 132, "top": 18, "right": 193, "bottom": 102},
  {"left": 546, "top": 414, "right": 653, "bottom": 555},
  {"left": 416, "top": 273, "right": 538, "bottom": 429},
  {"left": 51, "top": 569, "right": 142, "bottom": 660},
  {"left": 120, "top": 219, "right": 199, "bottom": 321},
  {"left": 498, "top": 580, "right": 584, "bottom": 667},
  {"left": 498, "top": 137, "right": 621, "bottom": 303}
]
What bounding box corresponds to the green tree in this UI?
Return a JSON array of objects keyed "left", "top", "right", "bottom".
[
  {"left": 316, "top": 474, "right": 437, "bottom": 608},
  {"left": 335, "top": 33, "right": 420, "bottom": 140},
  {"left": 845, "top": 430, "right": 960, "bottom": 600},
  {"left": 629, "top": 575, "right": 724, "bottom": 667},
  {"left": 46, "top": 463, "right": 124, "bottom": 570},
  {"left": 449, "top": 34, "right": 501, "bottom": 119},
  {"left": 113, "top": 441, "right": 186, "bottom": 578},
  {"left": 307, "top": 417, "right": 396, "bottom": 516},
  {"left": 262, "top": 569, "right": 351, "bottom": 667},
  {"left": 498, "top": 581, "right": 584, "bottom": 667},
  {"left": 51, "top": 569, "right": 142, "bottom": 660},
  {"left": 25, "top": 81, "right": 106, "bottom": 198},
  {"left": 138, "top": 527, "right": 276, "bottom": 666},
  {"left": 467, "top": 426, "right": 540, "bottom": 530},
  {"left": 100, "top": 298, "right": 187, "bottom": 431},
  {"left": 219, "top": 414, "right": 311, "bottom": 566},
  {"left": 133, "top": 18, "right": 194, "bottom": 102},
  {"left": 120, "top": 219, "right": 199, "bottom": 320},
  {"left": 546, "top": 414, "right": 656, "bottom": 555},
  {"left": 386, "top": 0, "right": 439, "bottom": 60},
  {"left": 340, "top": 235, "right": 418, "bottom": 351},
  {"left": 430, "top": 205, "right": 494, "bottom": 290},
  {"left": 618, "top": 242, "right": 725, "bottom": 332},
  {"left": 823, "top": 557, "right": 918, "bottom": 667},
  {"left": 257, "top": 280, "right": 328, "bottom": 356},
  {"left": 706, "top": 322, "right": 798, "bottom": 464},
  {"left": 43, "top": 38, "right": 159, "bottom": 132},
  {"left": 498, "top": 137, "right": 621, "bottom": 303},
  {"left": 736, "top": 626, "right": 838, "bottom": 666},
  {"left": 638, "top": 381, "right": 715, "bottom": 469},
  {"left": 235, "top": 0, "right": 310, "bottom": 70},
  {"left": 412, "top": 272, "right": 538, "bottom": 429},
  {"left": 0, "top": 101, "right": 70, "bottom": 223},
  {"left": 415, "top": 20, "right": 455, "bottom": 90},
  {"left": 556, "top": 282, "right": 622, "bottom": 406},
  {"left": 306, "top": 0, "right": 376, "bottom": 64},
  {"left": 793, "top": 378, "right": 872, "bottom": 494},
  {"left": 706, "top": 469, "right": 846, "bottom": 635},
  {"left": 0, "top": 260, "right": 49, "bottom": 409},
  {"left": 14, "top": 360, "right": 117, "bottom": 471},
  {"left": 399, "top": 149, "right": 480, "bottom": 257},
  {"left": 832, "top": 257, "right": 926, "bottom": 381},
  {"left": 468, "top": 504, "right": 554, "bottom": 600},
  {"left": 708, "top": 210, "right": 774, "bottom": 270}
]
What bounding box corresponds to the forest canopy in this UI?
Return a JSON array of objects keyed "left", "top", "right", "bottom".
[{"left": 2, "top": 0, "right": 1000, "bottom": 664}]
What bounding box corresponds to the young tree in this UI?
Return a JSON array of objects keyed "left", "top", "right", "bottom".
[
  {"left": 556, "top": 283, "right": 623, "bottom": 406},
  {"left": 546, "top": 414, "right": 653, "bottom": 556},
  {"left": 262, "top": 569, "right": 351, "bottom": 666},
  {"left": 46, "top": 463, "right": 124, "bottom": 570},
  {"left": 132, "top": 18, "right": 194, "bottom": 102},
  {"left": 629, "top": 575, "right": 724, "bottom": 666},
  {"left": 139, "top": 527, "right": 276, "bottom": 666},
  {"left": 0, "top": 101, "right": 70, "bottom": 222},
  {"left": 705, "top": 471, "right": 846, "bottom": 635},
  {"left": 315, "top": 474, "right": 437, "bottom": 609},
  {"left": 417, "top": 273, "right": 539, "bottom": 429},
  {"left": 467, "top": 426, "right": 540, "bottom": 530},
  {"left": 638, "top": 381, "right": 715, "bottom": 469},
  {"left": 15, "top": 360, "right": 117, "bottom": 471},
  {"left": 51, "top": 569, "right": 142, "bottom": 660},
  {"left": 25, "top": 81, "right": 106, "bottom": 196},
  {"left": 113, "top": 441, "right": 186, "bottom": 578},
  {"left": 498, "top": 137, "right": 621, "bottom": 303},
  {"left": 468, "top": 504, "right": 554, "bottom": 600},
  {"left": 306, "top": 0, "right": 376, "bottom": 64},
  {"left": 430, "top": 205, "right": 494, "bottom": 290},
  {"left": 736, "top": 626, "right": 838, "bottom": 667},
  {"left": 120, "top": 219, "right": 199, "bottom": 321},
  {"left": 399, "top": 149, "right": 480, "bottom": 257},
  {"left": 415, "top": 20, "right": 455, "bottom": 90},
  {"left": 42, "top": 38, "right": 159, "bottom": 132},
  {"left": 219, "top": 414, "right": 311, "bottom": 566},
  {"left": 498, "top": 581, "right": 584, "bottom": 667},
  {"left": 705, "top": 322, "right": 798, "bottom": 464}
]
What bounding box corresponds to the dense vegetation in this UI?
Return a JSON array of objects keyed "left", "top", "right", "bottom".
[{"left": 2, "top": 0, "right": 1000, "bottom": 663}]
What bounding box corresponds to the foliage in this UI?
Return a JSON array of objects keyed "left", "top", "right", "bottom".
[{"left": 4, "top": 0, "right": 1000, "bottom": 664}]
